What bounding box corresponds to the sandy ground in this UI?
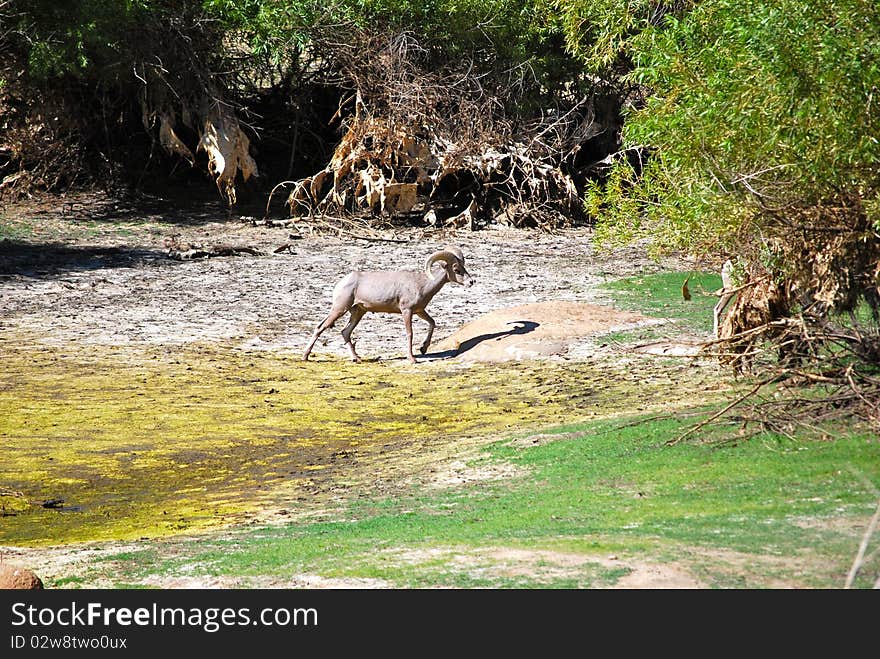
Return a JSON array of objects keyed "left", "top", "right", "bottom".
[
  {"left": 0, "top": 192, "right": 691, "bottom": 361},
  {"left": 433, "top": 301, "right": 654, "bottom": 361}
]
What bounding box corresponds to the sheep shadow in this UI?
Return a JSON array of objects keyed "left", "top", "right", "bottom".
[{"left": 426, "top": 320, "right": 539, "bottom": 360}]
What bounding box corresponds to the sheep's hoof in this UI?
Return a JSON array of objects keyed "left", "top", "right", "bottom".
[{"left": 418, "top": 346, "right": 428, "bottom": 355}]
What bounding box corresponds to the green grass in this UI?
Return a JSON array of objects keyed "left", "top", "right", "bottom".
[
  {"left": 599, "top": 270, "right": 722, "bottom": 335},
  {"left": 603, "top": 270, "right": 879, "bottom": 334},
  {"left": 0, "top": 216, "right": 38, "bottom": 241},
  {"left": 50, "top": 575, "right": 87, "bottom": 588},
  {"left": 832, "top": 302, "right": 880, "bottom": 327},
  {"left": 100, "top": 414, "right": 880, "bottom": 589}
]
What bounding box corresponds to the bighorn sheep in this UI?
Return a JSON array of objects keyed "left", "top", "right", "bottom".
[
  {"left": 713, "top": 259, "right": 736, "bottom": 338},
  {"left": 302, "top": 246, "right": 474, "bottom": 363}
]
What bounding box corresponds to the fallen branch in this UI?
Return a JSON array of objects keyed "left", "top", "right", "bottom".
[
  {"left": 165, "top": 240, "right": 266, "bottom": 260},
  {"left": 250, "top": 218, "right": 297, "bottom": 228},
  {"left": 294, "top": 214, "right": 412, "bottom": 244},
  {"left": 273, "top": 239, "right": 302, "bottom": 254},
  {"left": 344, "top": 232, "right": 410, "bottom": 244},
  {"left": 687, "top": 311, "right": 880, "bottom": 443},
  {"left": 845, "top": 496, "right": 880, "bottom": 588},
  {"left": 667, "top": 375, "right": 776, "bottom": 445}
]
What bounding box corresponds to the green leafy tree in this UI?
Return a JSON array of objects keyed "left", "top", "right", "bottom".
[
  {"left": 577, "top": 0, "right": 880, "bottom": 253},
  {"left": 572, "top": 0, "right": 880, "bottom": 327}
]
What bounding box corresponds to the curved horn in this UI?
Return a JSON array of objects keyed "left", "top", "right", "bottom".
[
  {"left": 444, "top": 246, "right": 464, "bottom": 262},
  {"left": 424, "top": 247, "right": 463, "bottom": 275}
]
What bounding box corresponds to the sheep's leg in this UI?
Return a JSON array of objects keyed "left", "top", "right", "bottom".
[
  {"left": 415, "top": 309, "right": 435, "bottom": 355},
  {"left": 402, "top": 309, "right": 417, "bottom": 363},
  {"left": 340, "top": 305, "right": 367, "bottom": 362},
  {"left": 303, "top": 307, "right": 348, "bottom": 361}
]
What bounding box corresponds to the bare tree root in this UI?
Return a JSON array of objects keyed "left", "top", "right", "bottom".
[{"left": 279, "top": 28, "right": 604, "bottom": 232}]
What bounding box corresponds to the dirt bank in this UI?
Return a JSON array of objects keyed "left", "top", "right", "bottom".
[{"left": 0, "top": 192, "right": 691, "bottom": 360}]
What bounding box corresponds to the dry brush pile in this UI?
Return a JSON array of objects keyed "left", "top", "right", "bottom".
[
  {"left": 271, "top": 30, "right": 609, "bottom": 232},
  {"left": 692, "top": 197, "right": 880, "bottom": 443},
  {"left": 2, "top": 9, "right": 616, "bottom": 229}
]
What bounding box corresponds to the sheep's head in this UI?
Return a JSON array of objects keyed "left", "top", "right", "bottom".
[{"left": 425, "top": 247, "right": 473, "bottom": 287}]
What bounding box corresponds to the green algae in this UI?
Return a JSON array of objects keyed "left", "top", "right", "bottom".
[{"left": 0, "top": 334, "right": 721, "bottom": 546}]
